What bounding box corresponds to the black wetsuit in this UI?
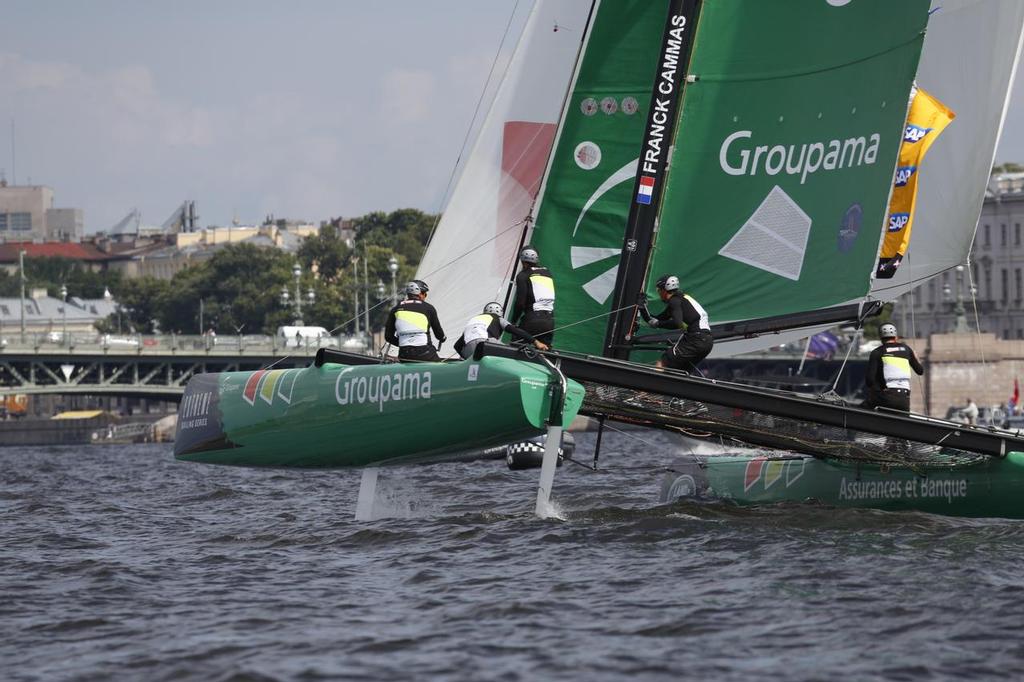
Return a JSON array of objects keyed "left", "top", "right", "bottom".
[
  {"left": 512, "top": 265, "right": 555, "bottom": 345},
  {"left": 863, "top": 340, "right": 924, "bottom": 412},
  {"left": 453, "top": 313, "right": 536, "bottom": 359},
  {"left": 384, "top": 298, "right": 446, "bottom": 362},
  {"left": 643, "top": 292, "right": 714, "bottom": 373}
]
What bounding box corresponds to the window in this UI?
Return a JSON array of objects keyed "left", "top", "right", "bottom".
[
  {"left": 1017, "top": 223, "right": 1021, "bottom": 246},
  {"left": 984, "top": 225, "right": 991, "bottom": 247},
  {"left": 0, "top": 214, "right": 6, "bottom": 231},
  {"left": 985, "top": 267, "right": 992, "bottom": 300},
  {"left": 9, "top": 212, "right": 31, "bottom": 231},
  {"left": 1018, "top": 329, "right": 1023, "bottom": 340},
  {"left": 1017, "top": 268, "right": 1022, "bottom": 301},
  {"left": 1002, "top": 224, "right": 1008, "bottom": 247},
  {"left": 1002, "top": 269, "right": 1009, "bottom": 303},
  {"left": 928, "top": 281, "right": 936, "bottom": 309},
  {"left": 1005, "top": 329, "right": 1011, "bottom": 340}
]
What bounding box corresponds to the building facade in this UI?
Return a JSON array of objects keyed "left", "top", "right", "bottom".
[
  {"left": 899, "top": 174, "right": 1024, "bottom": 339},
  {"left": 0, "top": 182, "right": 84, "bottom": 242}
]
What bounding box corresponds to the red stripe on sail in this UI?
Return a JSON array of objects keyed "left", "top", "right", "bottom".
[{"left": 498, "top": 121, "right": 557, "bottom": 267}]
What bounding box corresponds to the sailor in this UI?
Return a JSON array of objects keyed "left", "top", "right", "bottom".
[
  {"left": 863, "top": 323, "right": 924, "bottom": 413},
  {"left": 454, "top": 302, "right": 549, "bottom": 360},
  {"left": 638, "top": 274, "right": 714, "bottom": 373},
  {"left": 384, "top": 280, "right": 446, "bottom": 362},
  {"left": 511, "top": 246, "right": 556, "bottom": 346}
]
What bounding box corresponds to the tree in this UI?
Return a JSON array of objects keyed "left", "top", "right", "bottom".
[
  {"left": 103, "top": 276, "right": 170, "bottom": 333},
  {"left": 152, "top": 244, "right": 297, "bottom": 334},
  {"left": 992, "top": 162, "right": 1024, "bottom": 174},
  {"left": 298, "top": 229, "right": 351, "bottom": 284}
]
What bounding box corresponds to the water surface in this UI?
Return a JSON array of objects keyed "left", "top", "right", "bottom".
[{"left": 3, "top": 432, "right": 1023, "bottom": 681}]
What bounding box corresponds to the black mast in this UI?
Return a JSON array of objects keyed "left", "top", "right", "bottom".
[{"left": 603, "top": 0, "right": 700, "bottom": 360}]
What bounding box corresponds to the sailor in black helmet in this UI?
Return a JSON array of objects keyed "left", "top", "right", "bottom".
[
  {"left": 862, "top": 323, "right": 923, "bottom": 412},
  {"left": 511, "top": 246, "right": 556, "bottom": 346},
  {"left": 639, "top": 274, "right": 714, "bottom": 372},
  {"left": 384, "top": 280, "right": 446, "bottom": 362},
  {"left": 454, "top": 302, "right": 549, "bottom": 360}
]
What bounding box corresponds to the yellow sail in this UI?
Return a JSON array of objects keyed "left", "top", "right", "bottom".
[{"left": 876, "top": 86, "right": 955, "bottom": 278}]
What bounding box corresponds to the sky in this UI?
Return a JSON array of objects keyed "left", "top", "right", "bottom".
[{"left": 1, "top": 1, "right": 1022, "bottom": 233}]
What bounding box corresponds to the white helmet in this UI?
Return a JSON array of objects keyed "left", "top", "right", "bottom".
[
  {"left": 483, "top": 302, "right": 503, "bottom": 316},
  {"left": 404, "top": 281, "right": 423, "bottom": 296},
  {"left": 880, "top": 323, "right": 898, "bottom": 339},
  {"left": 520, "top": 247, "right": 539, "bottom": 264},
  {"left": 656, "top": 274, "right": 680, "bottom": 292}
]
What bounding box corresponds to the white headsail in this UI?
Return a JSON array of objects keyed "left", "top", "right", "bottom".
[
  {"left": 415, "top": 0, "right": 592, "bottom": 345},
  {"left": 871, "top": 0, "right": 1024, "bottom": 300}
]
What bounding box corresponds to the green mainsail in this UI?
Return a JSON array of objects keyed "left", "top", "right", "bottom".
[
  {"left": 529, "top": 0, "right": 931, "bottom": 356},
  {"left": 530, "top": 0, "right": 669, "bottom": 355}
]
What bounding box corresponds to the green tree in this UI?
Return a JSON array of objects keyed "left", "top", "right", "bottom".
[
  {"left": 992, "top": 162, "right": 1024, "bottom": 174},
  {"left": 298, "top": 228, "right": 351, "bottom": 283},
  {"left": 153, "top": 244, "right": 297, "bottom": 334},
  {"left": 102, "top": 276, "right": 170, "bottom": 333},
  {"left": 861, "top": 303, "right": 895, "bottom": 340}
]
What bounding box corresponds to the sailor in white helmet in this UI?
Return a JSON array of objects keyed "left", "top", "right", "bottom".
[
  {"left": 863, "top": 323, "right": 923, "bottom": 413},
  {"left": 638, "top": 274, "right": 714, "bottom": 373},
  {"left": 384, "top": 280, "right": 446, "bottom": 362},
  {"left": 454, "top": 302, "right": 548, "bottom": 360},
  {"left": 511, "top": 246, "right": 556, "bottom": 345}
]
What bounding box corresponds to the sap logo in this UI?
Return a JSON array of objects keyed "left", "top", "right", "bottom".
[
  {"left": 904, "top": 124, "right": 932, "bottom": 143},
  {"left": 888, "top": 213, "right": 910, "bottom": 232},
  {"left": 894, "top": 165, "right": 917, "bottom": 187}
]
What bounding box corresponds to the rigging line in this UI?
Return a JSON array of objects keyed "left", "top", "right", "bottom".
[
  {"left": 828, "top": 325, "right": 860, "bottom": 395},
  {"left": 418, "top": 217, "right": 528, "bottom": 283},
  {"left": 264, "top": 294, "right": 398, "bottom": 369},
  {"left": 964, "top": 250, "right": 986, "bottom": 367},
  {"left": 546, "top": 304, "right": 636, "bottom": 335},
  {"left": 494, "top": 214, "right": 532, "bottom": 303},
  {"left": 904, "top": 251, "right": 924, "bottom": 400},
  {"left": 597, "top": 420, "right": 667, "bottom": 451},
  {"left": 420, "top": 0, "right": 523, "bottom": 260}
]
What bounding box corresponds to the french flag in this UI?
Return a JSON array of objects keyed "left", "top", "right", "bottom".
[{"left": 636, "top": 176, "right": 655, "bottom": 204}]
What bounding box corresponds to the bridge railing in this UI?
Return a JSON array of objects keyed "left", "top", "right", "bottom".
[{"left": 0, "top": 332, "right": 376, "bottom": 357}]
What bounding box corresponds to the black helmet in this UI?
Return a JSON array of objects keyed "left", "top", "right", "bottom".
[
  {"left": 655, "top": 274, "right": 680, "bottom": 291},
  {"left": 520, "top": 246, "right": 539, "bottom": 264},
  {"left": 413, "top": 279, "right": 429, "bottom": 293}
]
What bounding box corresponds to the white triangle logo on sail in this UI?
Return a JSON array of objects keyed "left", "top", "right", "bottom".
[
  {"left": 582, "top": 265, "right": 619, "bottom": 304},
  {"left": 570, "top": 246, "right": 620, "bottom": 269},
  {"left": 570, "top": 247, "right": 621, "bottom": 304},
  {"left": 718, "top": 185, "right": 812, "bottom": 281}
]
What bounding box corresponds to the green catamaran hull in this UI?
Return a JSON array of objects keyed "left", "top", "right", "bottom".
[
  {"left": 174, "top": 356, "right": 584, "bottom": 468},
  {"left": 661, "top": 452, "right": 1024, "bottom": 519}
]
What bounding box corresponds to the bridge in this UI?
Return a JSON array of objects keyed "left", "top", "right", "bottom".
[
  {"left": 0, "top": 334, "right": 373, "bottom": 398},
  {"left": 0, "top": 332, "right": 866, "bottom": 400}
]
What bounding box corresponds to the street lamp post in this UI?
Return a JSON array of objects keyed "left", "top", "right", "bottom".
[
  {"left": 281, "top": 263, "right": 314, "bottom": 326},
  {"left": 292, "top": 263, "right": 303, "bottom": 325},
  {"left": 388, "top": 256, "right": 399, "bottom": 306},
  {"left": 943, "top": 265, "right": 972, "bottom": 334},
  {"left": 19, "top": 249, "right": 26, "bottom": 342},
  {"left": 60, "top": 284, "right": 68, "bottom": 347}
]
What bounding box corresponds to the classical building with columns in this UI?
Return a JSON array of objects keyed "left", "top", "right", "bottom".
[{"left": 898, "top": 173, "right": 1024, "bottom": 339}]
